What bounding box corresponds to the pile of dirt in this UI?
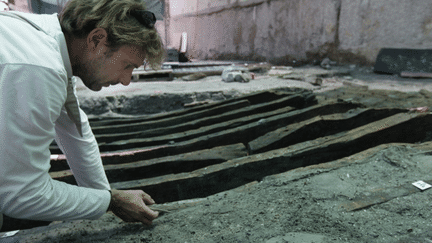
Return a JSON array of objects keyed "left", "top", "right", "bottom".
[{"left": 15, "top": 143, "right": 432, "bottom": 243}]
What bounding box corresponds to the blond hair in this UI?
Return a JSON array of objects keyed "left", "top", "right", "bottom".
[{"left": 59, "top": 0, "right": 165, "bottom": 69}]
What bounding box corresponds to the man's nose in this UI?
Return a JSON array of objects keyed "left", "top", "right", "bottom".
[{"left": 120, "top": 75, "right": 131, "bottom": 86}]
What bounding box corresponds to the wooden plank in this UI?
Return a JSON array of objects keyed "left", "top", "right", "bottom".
[
  {"left": 50, "top": 92, "right": 305, "bottom": 153},
  {"left": 51, "top": 143, "right": 247, "bottom": 184},
  {"left": 50, "top": 102, "right": 361, "bottom": 170},
  {"left": 248, "top": 108, "right": 405, "bottom": 154},
  {"left": 90, "top": 93, "right": 315, "bottom": 151},
  {"left": 88, "top": 88, "right": 307, "bottom": 127},
  {"left": 48, "top": 89, "right": 314, "bottom": 153},
  {"left": 88, "top": 89, "right": 310, "bottom": 131},
  {"left": 50, "top": 99, "right": 250, "bottom": 153},
  {"left": 400, "top": 71, "right": 432, "bottom": 78},
  {"left": 93, "top": 105, "right": 296, "bottom": 151},
  {"left": 91, "top": 92, "right": 315, "bottom": 144},
  {"left": 95, "top": 92, "right": 315, "bottom": 152},
  {"left": 163, "top": 61, "right": 235, "bottom": 68},
  {"left": 339, "top": 180, "right": 432, "bottom": 212},
  {"left": 132, "top": 69, "right": 173, "bottom": 81},
  {"left": 102, "top": 102, "right": 360, "bottom": 164},
  {"left": 109, "top": 113, "right": 432, "bottom": 203},
  {"left": 172, "top": 69, "right": 223, "bottom": 77},
  {"left": 50, "top": 146, "right": 169, "bottom": 172},
  {"left": 89, "top": 99, "right": 251, "bottom": 135},
  {"left": 98, "top": 101, "right": 356, "bottom": 151}
]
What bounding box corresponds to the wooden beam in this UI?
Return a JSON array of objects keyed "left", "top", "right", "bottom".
[
  {"left": 96, "top": 98, "right": 311, "bottom": 151},
  {"left": 92, "top": 92, "right": 314, "bottom": 145},
  {"left": 339, "top": 181, "right": 431, "bottom": 212},
  {"left": 50, "top": 101, "right": 361, "bottom": 171},
  {"left": 51, "top": 143, "right": 248, "bottom": 185},
  {"left": 131, "top": 69, "right": 174, "bottom": 81},
  {"left": 108, "top": 113, "right": 432, "bottom": 203},
  {"left": 400, "top": 72, "right": 432, "bottom": 79},
  {"left": 89, "top": 89, "right": 309, "bottom": 131},
  {"left": 248, "top": 108, "right": 405, "bottom": 154}
]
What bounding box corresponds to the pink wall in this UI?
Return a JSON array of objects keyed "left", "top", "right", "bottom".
[
  {"left": 168, "top": 0, "right": 432, "bottom": 65},
  {"left": 9, "top": 0, "right": 31, "bottom": 12}
]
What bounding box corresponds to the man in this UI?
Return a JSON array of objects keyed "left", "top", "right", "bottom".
[
  {"left": 0, "top": 0, "right": 8, "bottom": 11},
  {"left": 0, "top": 0, "right": 165, "bottom": 229}
]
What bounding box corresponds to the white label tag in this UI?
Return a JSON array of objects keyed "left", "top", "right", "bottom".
[
  {"left": 0, "top": 230, "right": 19, "bottom": 238},
  {"left": 412, "top": 180, "right": 432, "bottom": 190}
]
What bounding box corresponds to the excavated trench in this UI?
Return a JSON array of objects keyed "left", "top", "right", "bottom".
[
  {"left": 6, "top": 87, "right": 432, "bottom": 232},
  {"left": 48, "top": 88, "right": 432, "bottom": 204}
]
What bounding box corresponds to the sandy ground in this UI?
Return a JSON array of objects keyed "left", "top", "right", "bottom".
[{"left": 3, "top": 65, "right": 432, "bottom": 243}]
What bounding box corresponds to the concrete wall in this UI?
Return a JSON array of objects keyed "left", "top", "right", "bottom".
[
  {"left": 339, "top": 0, "right": 432, "bottom": 65},
  {"left": 169, "top": 0, "right": 432, "bottom": 65}
]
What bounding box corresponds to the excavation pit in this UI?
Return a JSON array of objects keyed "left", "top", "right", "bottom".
[
  {"left": 6, "top": 68, "right": 432, "bottom": 243},
  {"left": 46, "top": 88, "right": 432, "bottom": 206}
]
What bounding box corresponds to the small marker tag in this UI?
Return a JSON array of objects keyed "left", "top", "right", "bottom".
[
  {"left": 412, "top": 180, "right": 432, "bottom": 191},
  {"left": 0, "top": 230, "right": 19, "bottom": 238}
]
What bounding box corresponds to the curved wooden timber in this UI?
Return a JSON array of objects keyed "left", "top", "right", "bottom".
[
  {"left": 107, "top": 113, "right": 432, "bottom": 203},
  {"left": 49, "top": 101, "right": 360, "bottom": 172},
  {"left": 48, "top": 88, "right": 432, "bottom": 204}
]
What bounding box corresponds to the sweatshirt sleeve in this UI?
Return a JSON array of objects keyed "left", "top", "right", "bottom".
[
  {"left": 54, "top": 104, "right": 111, "bottom": 191},
  {"left": 0, "top": 64, "right": 110, "bottom": 221}
]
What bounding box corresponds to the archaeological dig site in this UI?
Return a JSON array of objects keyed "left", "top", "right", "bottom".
[{"left": 2, "top": 0, "right": 432, "bottom": 243}]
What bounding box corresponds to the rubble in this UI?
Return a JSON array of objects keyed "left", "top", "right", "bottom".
[
  {"left": 320, "top": 57, "right": 337, "bottom": 70},
  {"left": 221, "top": 66, "right": 252, "bottom": 83}
]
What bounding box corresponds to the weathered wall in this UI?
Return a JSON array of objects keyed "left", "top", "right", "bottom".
[
  {"left": 339, "top": 0, "right": 432, "bottom": 64},
  {"left": 169, "top": 0, "right": 432, "bottom": 65}
]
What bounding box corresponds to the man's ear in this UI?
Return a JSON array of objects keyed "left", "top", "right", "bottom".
[{"left": 87, "top": 28, "right": 108, "bottom": 53}]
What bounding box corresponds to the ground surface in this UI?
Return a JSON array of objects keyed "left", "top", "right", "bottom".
[{"left": 4, "top": 65, "right": 432, "bottom": 243}]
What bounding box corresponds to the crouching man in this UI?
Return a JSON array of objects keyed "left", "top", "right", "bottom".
[{"left": 0, "top": 0, "right": 164, "bottom": 229}]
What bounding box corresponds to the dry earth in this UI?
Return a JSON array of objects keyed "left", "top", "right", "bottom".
[{"left": 3, "top": 66, "right": 432, "bottom": 243}]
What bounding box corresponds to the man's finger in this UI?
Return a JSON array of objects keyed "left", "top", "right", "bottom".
[
  {"left": 139, "top": 208, "right": 159, "bottom": 225},
  {"left": 141, "top": 191, "right": 155, "bottom": 205},
  {"left": 143, "top": 205, "right": 159, "bottom": 219}
]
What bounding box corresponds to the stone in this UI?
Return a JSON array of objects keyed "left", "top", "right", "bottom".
[
  {"left": 374, "top": 48, "right": 432, "bottom": 74},
  {"left": 222, "top": 66, "right": 252, "bottom": 83},
  {"left": 320, "top": 57, "right": 337, "bottom": 70}
]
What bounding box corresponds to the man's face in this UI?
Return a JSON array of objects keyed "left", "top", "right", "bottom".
[{"left": 74, "top": 44, "right": 146, "bottom": 91}]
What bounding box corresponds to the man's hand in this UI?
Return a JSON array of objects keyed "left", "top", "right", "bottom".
[{"left": 108, "top": 189, "right": 159, "bottom": 225}]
